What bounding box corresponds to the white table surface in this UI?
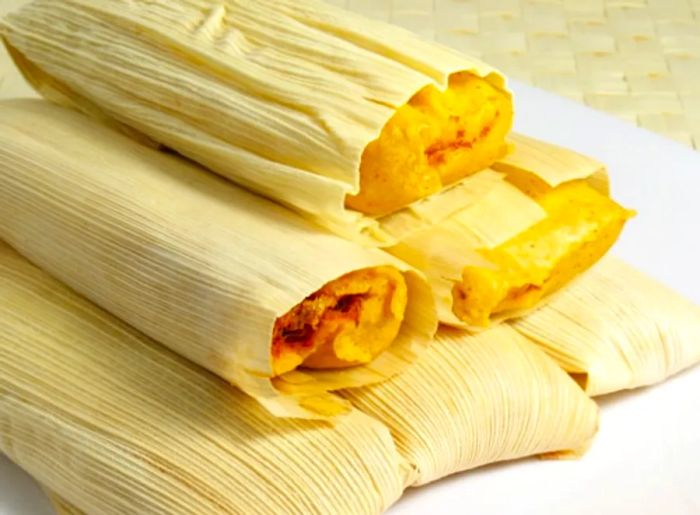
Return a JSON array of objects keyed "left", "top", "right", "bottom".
[{"left": 1, "top": 6, "right": 700, "bottom": 515}]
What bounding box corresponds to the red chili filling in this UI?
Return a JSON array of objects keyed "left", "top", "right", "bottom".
[
  {"left": 271, "top": 293, "right": 365, "bottom": 359},
  {"left": 424, "top": 121, "right": 495, "bottom": 166}
]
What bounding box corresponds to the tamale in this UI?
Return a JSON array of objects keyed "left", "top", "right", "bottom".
[
  {"left": 341, "top": 326, "right": 599, "bottom": 486},
  {"left": 513, "top": 257, "right": 700, "bottom": 396},
  {"left": 450, "top": 180, "right": 631, "bottom": 327},
  {"left": 0, "top": 241, "right": 405, "bottom": 514},
  {"left": 1, "top": 0, "right": 511, "bottom": 241},
  {"left": 0, "top": 99, "right": 437, "bottom": 418},
  {"left": 1, "top": 241, "right": 599, "bottom": 513},
  {"left": 42, "top": 325, "right": 600, "bottom": 511},
  {"left": 387, "top": 136, "right": 632, "bottom": 327}
]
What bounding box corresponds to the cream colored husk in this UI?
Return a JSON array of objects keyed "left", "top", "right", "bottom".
[
  {"left": 342, "top": 325, "right": 599, "bottom": 486},
  {"left": 0, "top": 99, "right": 437, "bottom": 419},
  {"left": 513, "top": 257, "right": 700, "bottom": 396},
  {"left": 387, "top": 134, "right": 611, "bottom": 327},
  {"left": 0, "top": 0, "right": 508, "bottom": 244},
  {"left": 0, "top": 241, "right": 405, "bottom": 514},
  {"left": 40, "top": 321, "right": 600, "bottom": 509}
]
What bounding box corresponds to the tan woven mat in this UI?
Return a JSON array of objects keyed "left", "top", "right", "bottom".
[
  {"left": 333, "top": 0, "right": 700, "bottom": 150},
  {"left": 2, "top": 0, "right": 699, "bottom": 149}
]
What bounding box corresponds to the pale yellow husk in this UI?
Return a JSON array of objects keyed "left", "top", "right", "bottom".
[
  {"left": 494, "top": 133, "right": 610, "bottom": 194},
  {"left": 2, "top": 241, "right": 599, "bottom": 512},
  {"left": 45, "top": 491, "right": 85, "bottom": 515},
  {"left": 387, "top": 135, "right": 612, "bottom": 327},
  {"left": 0, "top": 241, "right": 405, "bottom": 515},
  {"left": 0, "top": 99, "right": 437, "bottom": 419},
  {"left": 0, "top": 0, "right": 508, "bottom": 244},
  {"left": 341, "top": 325, "right": 599, "bottom": 486},
  {"left": 43, "top": 319, "right": 600, "bottom": 509},
  {"left": 513, "top": 257, "right": 700, "bottom": 396}
]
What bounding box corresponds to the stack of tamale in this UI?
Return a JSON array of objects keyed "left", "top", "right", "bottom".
[{"left": 0, "top": 1, "right": 699, "bottom": 514}]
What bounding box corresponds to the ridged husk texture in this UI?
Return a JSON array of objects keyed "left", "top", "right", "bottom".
[
  {"left": 0, "top": 99, "right": 437, "bottom": 419},
  {"left": 1, "top": 241, "right": 599, "bottom": 513},
  {"left": 0, "top": 0, "right": 507, "bottom": 244},
  {"left": 514, "top": 257, "right": 700, "bottom": 396}
]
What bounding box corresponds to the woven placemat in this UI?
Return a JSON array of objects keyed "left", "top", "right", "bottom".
[
  {"left": 1, "top": 0, "right": 698, "bottom": 148},
  {"left": 332, "top": 0, "right": 700, "bottom": 150}
]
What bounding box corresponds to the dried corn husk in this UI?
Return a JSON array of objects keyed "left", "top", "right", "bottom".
[
  {"left": 0, "top": 99, "right": 437, "bottom": 419},
  {"left": 0, "top": 0, "right": 628, "bottom": 330},
  {"left": 341, "top": 325, "right": 599, "bottom": 486},
  {"left": 45, "top": 491, "right": 84, "bottom": 515},
  {"left": 1, "top": 241, "right": 599, "bottom": 513},
  {"left": 0, "top": 0, "right": 510, "bottom": 243},
  {"left": 0, "top": 241, "right": 405, "bottom": 515},
  {"left": 513, "top": 257, "right": 700, "bottom": 396},
  {"left": 495, "top": 133, "right": 610, "bottom": 194},
  {"left": 386, "top": 136, "right": 622, "bottom": 327}
]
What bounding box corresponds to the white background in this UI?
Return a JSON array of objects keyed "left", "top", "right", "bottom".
[{"left": 1, "top": 2, "right": 699, "bottom": 513}]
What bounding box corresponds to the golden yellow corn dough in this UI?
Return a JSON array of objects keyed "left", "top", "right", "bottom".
[
  {"left": 453, "top": 180, "right": 633, "bottom": 326},
  {"left": 273, "top": 266, "right": 408, "bottom": 376},
  {"left": 347, "top": 72, "right": 513, "bottom": 215}
]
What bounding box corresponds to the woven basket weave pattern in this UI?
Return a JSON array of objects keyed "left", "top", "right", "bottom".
[
  {"left": 1, "top": 0, "right": 698, "bottom": 148},
  {"left": 332, "top": 0, "right": 700, "bottom": 150}
]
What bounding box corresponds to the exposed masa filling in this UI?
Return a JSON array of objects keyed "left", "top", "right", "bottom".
[
  {"left": 346, "top": 71, "right": 513, "bottom": 216},
  {"left": 272, "top": 266, "right": 408, "bottom": 376},
  {"left": 452, "top": 180, "right": 633, "bottom": 327}
]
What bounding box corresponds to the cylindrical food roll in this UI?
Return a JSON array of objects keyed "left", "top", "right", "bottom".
[
  {"left": 0, "top": 241, "right": 405, "bottom": 514},
  {"left": 450, "top": 178, "right": 631, "bottom": 327},
  {"left": 40, "top": 323, "right": 602, "bottom": 511},
  {"left": 0, "top": 99, "right": 437, "bottom": 418},
  {"left": 513, "top": 257, "right": 700, "bottom": 396},
  {"left": 1, "top": 240, "right": 598, "bottom": 512},
  {"left": 1, "top": 0, "right": 512, "bottom": 242},
  {"left": 341, "top": 325, "right": 599, "bottom": 486},
  {"left": 386, "top": 135, "right": 633, "bottom": 327}
]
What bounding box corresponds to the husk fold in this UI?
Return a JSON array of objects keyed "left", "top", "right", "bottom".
[
  {"left": 341, "top": 325, "right": 599, "bottom": 486},
  {"left": 513, "top": 257, "right": 700, "bottom": 396},
  {"left": 387, "top": 135, "right": 615, "bottom": 327}
]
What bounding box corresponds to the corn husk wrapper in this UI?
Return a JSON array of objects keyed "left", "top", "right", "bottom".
[
  {"left": 514, "top": 257, "right": 700, "bottom": 396},
  {"left": 0, "top": 242, "right": 405, "bottom": 515},
  {"left": 494, "top": 134, "right": 610, "bottom": 195},
  {"left": 41, "top": 326, "right": 600, "bottom": 512},
  {"left": 29, "top": 258, "right": 700, "bottom": 508},
  {"left": 341, "top": 325, "right": 599, "bottom": 486},
  {"left": 0, "top": 0, "right": 509, "bottom": 245},
  {"left": 0, "top": 99, "right": 437, "bottom": 419},
  {"left": 1, "top": 241, "right": 599, "bottom": 513},
  {"left": 386, "top": 134, "right": 612, "bottom": 326},
  {"left": 45, "top": 491, "right": 85, "bottom": 515}
]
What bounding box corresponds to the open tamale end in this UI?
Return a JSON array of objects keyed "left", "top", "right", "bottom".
[
  {"left": 0, "top": 241, "right": 405, "bottom": 515},
  {"left": 0, "top": 99, "right": 437, "bottom": 419},
  {"left": 386, "top": 137, "right": 631, "bottom": 329},
  {"left": 1, "top": 0, "right": 512, "bottom": 242}
]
